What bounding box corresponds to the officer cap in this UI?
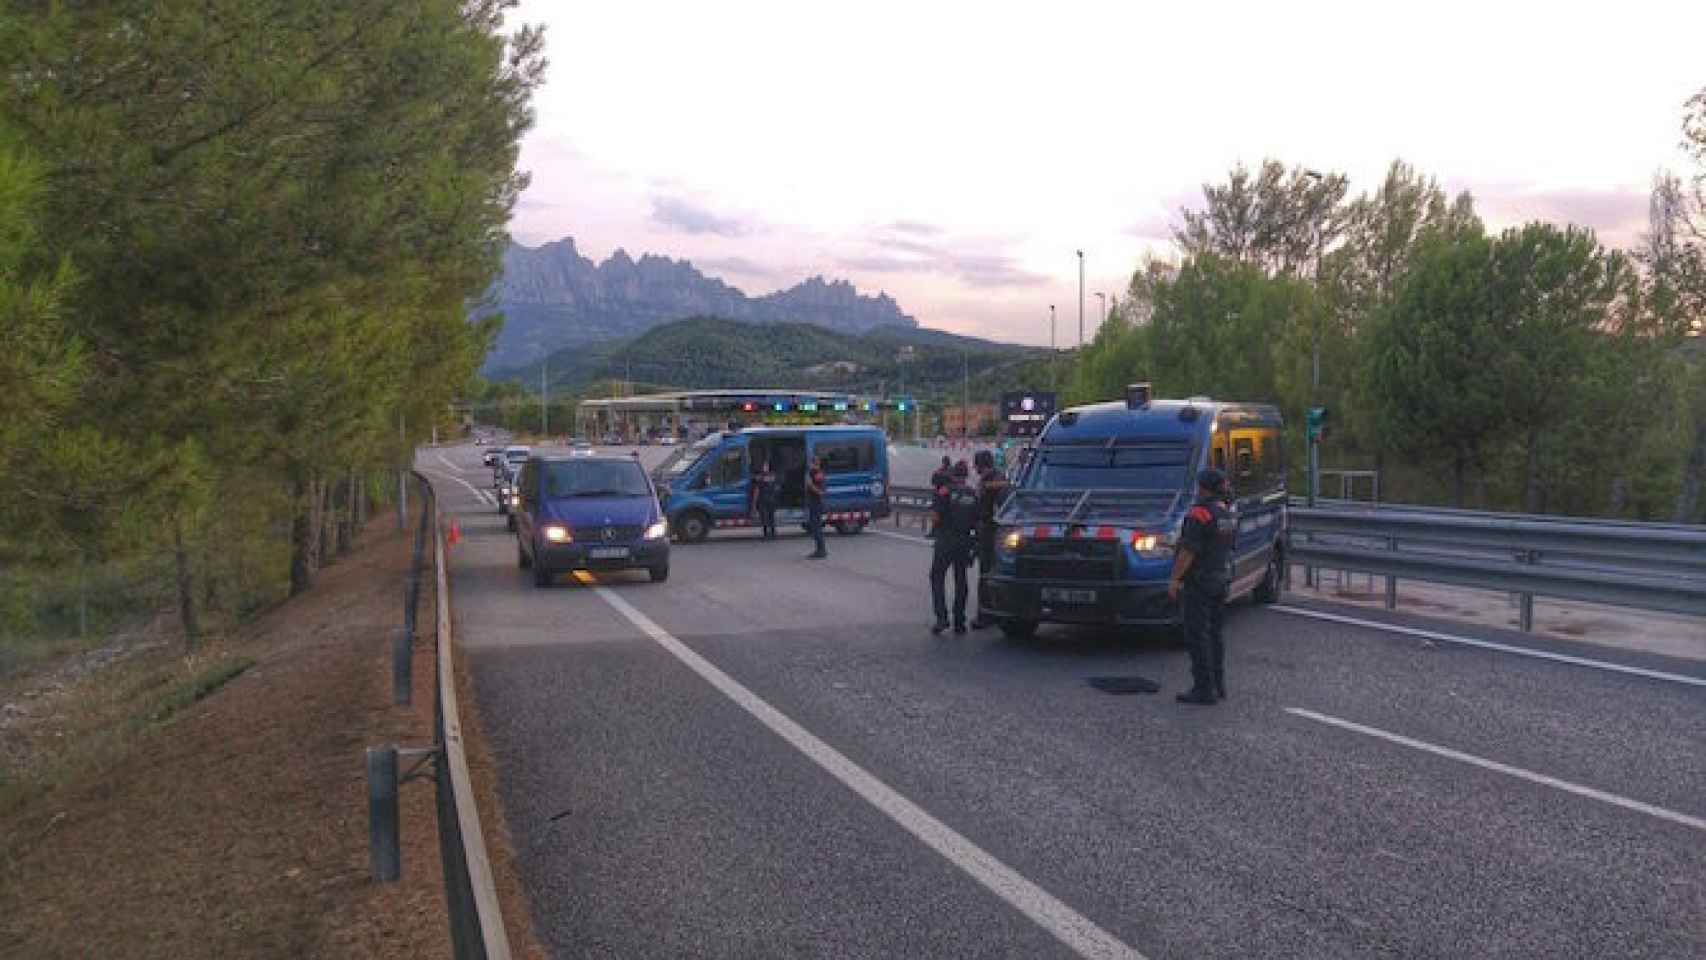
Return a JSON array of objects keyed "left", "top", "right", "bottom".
[
  {"left": 1196, "top": 468, "right": 1227, "bottom": 493},
  {"left": 952, "top": 460, "right": 970, "bottom": 478}
]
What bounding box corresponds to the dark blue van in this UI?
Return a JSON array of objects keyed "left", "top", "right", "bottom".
[
  {"left": 514, "top": 454, "right": 671, "bottom": 586},
  {"left": 982, "top": 384, "right": 1286, "bottom": 638},
  {"left": 654, "top": 425, "right": 890, "bottom": 542}
]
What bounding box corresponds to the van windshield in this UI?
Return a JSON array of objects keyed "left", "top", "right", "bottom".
[
  {"left": 1026, "top": 442, "right": 1193, "bottom": 492},
  {"left": 661, "top": 434, "right": 721, "bottom": 477},
  {"left": 542, "top": 460, "right": 652, "bottom": 497}
]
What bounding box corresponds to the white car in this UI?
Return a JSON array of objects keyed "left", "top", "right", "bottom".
[
  {"left": 658, "top": 436, "right": 678, "bottom": 446},
  {"left": 570, "top": 441, "right": 596, "bottom": 457}
]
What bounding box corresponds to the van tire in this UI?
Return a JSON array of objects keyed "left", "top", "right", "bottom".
[
  {"left": 998, "top": 619, "right": 1038, "bottom": 640},
  {"left": 675, "top": 510, "right": 711, "bottom": 544},
  {"left": 833, "top": 520, "right": 865, "bottom": 536},
  {"left": 649, "top": 565, "right": 669, "bottom": 583},
  {"left": 1254, "top": 550, "right": 1282, "bottom": 604},
  {"left": 506, "top": 514, "right": 516, "bottom": 532},
  {"left": 532, "top": 560, "right": 552, "bottom": 588},
  {"left": 518, "top": 540, "right": 532, "bottom": 569}
]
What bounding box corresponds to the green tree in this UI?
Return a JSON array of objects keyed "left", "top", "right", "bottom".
[{"left": 1369, "top": 226, "right": 1505, "bottom": 506}]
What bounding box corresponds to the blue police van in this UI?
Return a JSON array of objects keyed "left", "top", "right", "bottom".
[
  {"left": 982, "top": 383, "right": 1286, "bottom": 638},
  {"left": 654, "top": 425, "right": 891, "bottom": 543}
]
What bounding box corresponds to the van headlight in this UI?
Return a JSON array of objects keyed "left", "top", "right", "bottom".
[
  {"left": 644, "top": 521, "right": 668, "bottom": 540},
  {"left": 999, "top": 529, "right": 1022, "bottom": 553},
  {"left": 542, "top": 524, "right": 571, "bottom": 543},
  {"left": 1130, "top": 531, "right": 1172, "bottom": 559}
]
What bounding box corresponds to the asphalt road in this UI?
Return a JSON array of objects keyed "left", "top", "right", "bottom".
[{"left": 421, "top": 443, "right": 1706, "bottom": 960}]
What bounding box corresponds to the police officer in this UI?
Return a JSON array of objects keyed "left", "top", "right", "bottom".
[
  {"left": 929, "top": 461, "right": 979, "bottom": 634},
  {"left": 926, "top": 456, "right": 953, "bottom": 539},
  {"left": 968, "top": 450, "right": 1010, "bottom": 630},
  {"left": 750, "top": 459, "right": 779, "bottom": 540},
  {"left": 805, "top": 456, "right": 828, "bottom": 558},
  {"left": 1167, "top": 468, "right": 1236, "bottom": 704}
]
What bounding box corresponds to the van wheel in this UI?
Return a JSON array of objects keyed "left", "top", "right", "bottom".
[
  {"left": 999, "top": 619, "right": 1038, "bottom": 640},
  {"left": 649, "top": 565, "right": 669, "bottom": 583},
  {"left": 518, "top": 540, "right": 532, "bottom": 569},
  {"left": 1254, "top": 551, "right": 1282, "bottom": 604},
  {"left": 506, "top": 514, "right": 516, "bottom": 532},
  {"left": 532, "top": 560, "right": 552, "bottom": 588},
  {"left": 833, "top": 520, "right": 865, "bottom": 536},
  {"left": 675, "top": 510, "right": 711, "bottom": 544}
]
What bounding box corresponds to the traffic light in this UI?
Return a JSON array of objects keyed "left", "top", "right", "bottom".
[{"left": 1306, "top": 406, "right": 1329, "bottom": 443}]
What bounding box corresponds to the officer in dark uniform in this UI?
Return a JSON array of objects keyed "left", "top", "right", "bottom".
[
  {"left": 805, "top": 456, "right": 828, "bottom": 558},
  {"left": 926, "top": 456, "right": 953, "bottom": 539},
  {"left": 750, "top": 459, "right": 779, "bottom": 540},
  {"left": 968, "top": 449, "right": 1010, "bottom": 630},
  {"left": 929, "top": 461, "right": 979, "bottom": 634},
  {"left": 1167, "top": 468, "right": 1236, "bottom": 704}
]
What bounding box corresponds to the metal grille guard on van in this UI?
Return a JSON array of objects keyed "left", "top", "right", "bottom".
[{"left": 996, "top": 488, "right": 1182, "bottom": 527}]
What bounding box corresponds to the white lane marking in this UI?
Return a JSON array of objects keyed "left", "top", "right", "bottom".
[
  {"left": 871, "top": 528, "right": 930, "bottom": 545},
  {"left": 592, "top": 585, "right": 1146, "bottom": 960},
  {"left": 1272, "top": 605, "right": 1706, "bottom": 688},
  {"left": 422, "top": 468, "right": 493, "bottom": 507},
  {"left": 434, "top": 448, "right": 464, "bottom": 473},
  {"left": 1285, "top": 707, "right": 1706, "bottom": 833}
]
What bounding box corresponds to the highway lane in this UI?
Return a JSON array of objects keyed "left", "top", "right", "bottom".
[{"left": 423, "top": 443, "right": 1705, "bottom": 960}]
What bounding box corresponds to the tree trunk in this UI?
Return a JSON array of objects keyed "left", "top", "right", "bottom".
[
  {"left": 77, "top": 551, "right": 88, "bottom": 639},
  {"left": 316, "top": 477, "right": 334, "bottom": 568},
  {"left": 174, "top": 518, "right": 200, "bottom": 651},
  {"left": 1607, "top": 474, "right": 1628, "bottom": 518},
  {"left": 1524, "top": 427, "right": 1543, "bottom": 514},
  {"left": 338, "top": 471, "right": 355, "bottom": 555},
  {"left": 290, "top": 474, "right": 313, "bottom": 597},
  {"left": 1676, "top": 421, "right": 1706, "bottom": 522}
]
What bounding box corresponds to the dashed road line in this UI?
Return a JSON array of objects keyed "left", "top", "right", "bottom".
[
  {"left": 591, "top": 584, "right": 1147, "bottom": 960},
  {"left": 1286, "top": 707, "right": 1706, "bottom": 833}
]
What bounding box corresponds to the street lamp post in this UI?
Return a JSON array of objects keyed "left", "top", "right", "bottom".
[
  {"left": 1076, "top": 250, "right": 1085, "bottom": 348},
  {"left": 1095, "top": 291, "right": 1106, "bottom": 331}
]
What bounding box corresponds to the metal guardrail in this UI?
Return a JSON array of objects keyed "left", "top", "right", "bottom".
[
  {"left": 421, "top": 472, "right": 513, "bottom": 960},
  {"left": 1289, "top": 504, "right": 1706, "bottom": 627},
  {"left": 897, "top": 485, "right": 1705, "bottom": 627},
  {"left": 369, "top": 474, "right": 512, "bottom": 958}
]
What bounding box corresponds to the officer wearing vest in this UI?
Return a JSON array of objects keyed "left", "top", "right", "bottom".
[
  {"left": 930, "top": 461, "right": 979, "bottom": 634},
  {"left": 1167, "top": 468, "right": 1236, "bottom": 704},
  {"left": 968, "top": 450, "right": 1010, "bottom": 630}
]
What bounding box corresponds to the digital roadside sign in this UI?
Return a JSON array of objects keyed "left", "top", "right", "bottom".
[{"left": 1001, "top": 391, "right": 1056, "bottom": 437}]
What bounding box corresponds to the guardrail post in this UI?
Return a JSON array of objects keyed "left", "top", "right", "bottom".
[
  {"left": 1518, "top": 549, "right": 1538, "bottom": 632},
  {"left": 367, "top": 744, "right": 400, "bottom": 882},
  {"left": 393, "top": 627, "right": 413, "bottom": 706},
  {"left": 1384, "top": 536, "right": 1398, "bottom": 610}
]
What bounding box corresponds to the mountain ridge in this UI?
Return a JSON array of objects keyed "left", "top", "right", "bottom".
[{"left": 478, "top": 237, "right": 918, "bottom": 370}]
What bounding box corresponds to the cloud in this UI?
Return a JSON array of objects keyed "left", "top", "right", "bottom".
[
  {"left": 950, "top": 253, "right": 1049, "bottom": 288},
  {"left": 1466, "top": 184, "right": 1649, "bottom": 248},
  {"left": 696, "top": 255, "right": 778, "bottom": 279},
  {"left": 886, "top": 220, "right": 943, "bottom": 236},
  {"left": 650, "top": 196, "right": 749, "bottom": 236},
  {"left": 837, "top": 254, "right": 935, "bottom": 274},
  {"left": 1124, "top": 212, "right": 1178, "bottom": 241}
]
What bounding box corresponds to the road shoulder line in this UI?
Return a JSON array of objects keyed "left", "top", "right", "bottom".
[
  {"left": 592, "top": 584, "right": 1146, "bottom": 960},
  {"left": 1271, "top": 604, "right": 1705, "bottom": 688},
  {"left": 1285, "top": 707, "right": 1706, "bottom": 833}
]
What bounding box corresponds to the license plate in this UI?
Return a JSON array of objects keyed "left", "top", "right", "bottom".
[
  {"left": 1041, "top": 587, "right": 1097, "bottom": 604},
  {"left": 588, "top": 546, "right": 630, "bottom": 560}
]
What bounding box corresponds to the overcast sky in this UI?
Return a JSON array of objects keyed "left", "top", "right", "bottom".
[{"left": 505, "top": 0, "right": 1704, "bottom": 345}]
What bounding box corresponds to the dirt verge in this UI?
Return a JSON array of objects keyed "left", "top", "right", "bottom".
[{"left": 0, "top": 514, "right": 544, "bottom": 959}]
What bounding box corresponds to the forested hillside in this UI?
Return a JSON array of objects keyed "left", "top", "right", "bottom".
[{"left": 492, "top": 316, "right": 1049, "bottom": 400}]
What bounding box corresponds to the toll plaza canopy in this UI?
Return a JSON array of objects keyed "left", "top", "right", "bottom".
[{"left": 576, "top": 389, "right": 919, "bottom": 439}]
